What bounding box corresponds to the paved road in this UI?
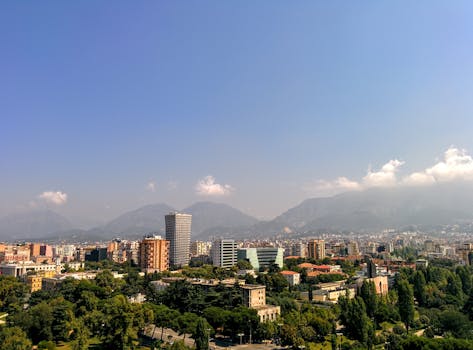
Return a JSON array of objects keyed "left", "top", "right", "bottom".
[{"left": 144, "top": 325, "right": 286, "bottom": 350}]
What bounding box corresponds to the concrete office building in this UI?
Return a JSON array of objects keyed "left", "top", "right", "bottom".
[
  {"left": 211, "top": 239, "right": 238, "bottom": 268},
  {"left": 138, "top": 235, "right": 170, "bottom": 273},
  {"left": 165, "top": 212, "right": 192, "bottom": 267},
  {"left": 237, "top": 247, "right": 283, "bottom": 271}
]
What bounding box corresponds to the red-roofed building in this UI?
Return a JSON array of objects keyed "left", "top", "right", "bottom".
[
  {"left": 297, "top": 262, "right": 317, "bottom": 270},
  {"left": 280, "top": 270, "right": 300, "bottom": 286}
]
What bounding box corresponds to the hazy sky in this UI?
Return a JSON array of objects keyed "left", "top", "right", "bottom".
[{"left": 2, "top": 1, "right": 473, "bottom": 225}]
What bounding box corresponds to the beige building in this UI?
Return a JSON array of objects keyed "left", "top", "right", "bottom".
[
  {"left": 280, "top": 270, "right": 300, "bottom": 286},
  {"left": 367, "top": 276, "right": 389, "bottom": 295},
  {"left": 308, "top": 240, "right": 325, "bottom": 260},
  {"left": 190, "top": 241, "right": 212, "bottom": 256},
  {"left": 26, "top": 275, "right": 43, "bottom": 293},
  {"left": 241, "top": 285, "right": 280, "bottom": 322},
  {"left": 138, "top": 235, "right": 170, "bottom": 273}
]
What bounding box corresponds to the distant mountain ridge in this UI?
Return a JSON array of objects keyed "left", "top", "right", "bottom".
[
  {"left": 4, "top": 183, "right": 473, "bottom": 241},
  {"left": 261, "top": 183, "right": 473, "bottom": 234},
  {"left": 0, "top": 210, "right": 73, "bottom": 240}
]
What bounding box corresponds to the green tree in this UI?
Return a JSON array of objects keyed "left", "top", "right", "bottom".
[
  {"left": 397, "top": 278, "right": 414, "bottom": 333},
  {"left": 100, "top": 294, "right": 141, "bottom": 350},
  {"left": 412, "top": 270, "right": 427, "bottom": 307},
  {"left": 237, "top": 259, "right": 253, "bottom": 270},
  {"left": 27, "top": 301, "right": 54, "bottom": 343},
  {"left": 456, "top": 266, "right": 472, "bottom": 295},
  {"left": 438, "top": 310, "right": 472, "bottom": 338},
  {"left": 360, "top": 280, "right": 377, "bottom": 318},
  {"left": 176, "top": 312, "right": 199, "bottom": 341},
  {"left": 51, "top": 298, "right": 74, "bottom": 342},
  {"left": 154, "top": 304, "right": 180, "bottom": 340},
  {"left": 338, "top": 296, "right": 371, "bottom": 344},
  {"left": 70, "top": 318, "right": 90, "bottom": 350},
  {"left": 0, "top": 276, "right": 28, "bottom": 312},
  {"left": 193, "top": 317, "right": 210, "bottom": 350},
  {"left": 0, "top": 326, "right": 32, "bottom": 350}
]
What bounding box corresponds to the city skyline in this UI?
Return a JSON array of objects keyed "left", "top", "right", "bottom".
[{"left": 2, "top": 2, "right": 473, "bottom": 224}]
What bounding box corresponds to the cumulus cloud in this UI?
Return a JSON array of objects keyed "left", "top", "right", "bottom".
[
  {"left": 307, "top": 177, "right": 362, "bottom": 196},
  {"left": 307, "top": 147, "right": 473, "bottom": 197},
  {"left": 403, "top": 172, "right": 436, "bottom": 186},
  {"left": 424, "top": 147, "right": 473, "bottom": 182},
  {"left": 362, "top": 159, "right": 404, "bottom": 187},
  {"left": 146, "top": 181, "right": 157, "bottom": 192},
  {"left": 38, "top": 191, "right": 68, "bottom": 205},
  {"left": 195, "top": 176, "right": 234, "bottom": 196}
]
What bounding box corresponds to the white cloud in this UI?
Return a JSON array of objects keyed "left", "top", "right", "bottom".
[
  {"left": 424, "top": 147, "right": 473, "bottom": 182},
  {"left": 307, "top": 147, "right": 473, "bottom": 197},
  {"left": 403, "top": 172, "right": 436, "bottom": 186},
  {"left": 307, "top": 177, "right": 362, "bottom": 196},
  {"left": 38, "top": 191, "right": 68, "bottom": 205},
  {"left": 146, "top": 181, "right": 157, "bottom": 192},
  {"left": 195, "top": 175, "right": 234, "bottom": 196},
  {"left": 362, "top": 159, "right": 404, "bottom": 187}
]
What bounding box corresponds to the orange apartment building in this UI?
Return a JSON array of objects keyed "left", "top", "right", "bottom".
[{"left": 138, "top": 235, "right": 170, "bottom": 273}]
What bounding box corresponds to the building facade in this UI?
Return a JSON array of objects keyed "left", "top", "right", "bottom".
[
  {"left": 308, "top": 239, "right": 325, "bottom": 260},
  {"left": 138, "top": 235, "right": 170, "bottom": 273},
  {"left": 237, "top": 247, "right": 284, "bottom": 271},
  {"left": 211, "top": 239, "right": 238, "bottom": 268},
  {"left": 165, "top": 213, "right": 192, "bottom": 267}
]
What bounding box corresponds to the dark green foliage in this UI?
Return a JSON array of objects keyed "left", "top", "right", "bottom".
[
  {"left": 437, "top": 309, "right": 472, "bottom": 338},
  {"left": 38, "top": 340, "right": 56, "bottom": 350},
  {"left": 0, "top": 276, "right": 28, "bottom": 312},
  {"left": 412, "top": 270, "right": 427, "bottom": 306},
  {"left": 236, "top": 259, "right": 253, "bottom": 270},
  {"left": 360, "top": 280, "right": 377, "bottom": 318},
  {"left": 400, "top": 336, "right": 473, "bottom": 349},
  {"left": 397, "top": 278, "right": 414, "bottom": 333},
  {"left": 193, "top": 317, "right": 210, "bottom": 350},
  {"left": 338, "top": 296, "right": 371, "bottom": 344},
  {"left": 0, "top": 326, "right": 32, "bottom": 350},
  {"left": 159, "top": 280, "right": 206, "bottom": 313}
]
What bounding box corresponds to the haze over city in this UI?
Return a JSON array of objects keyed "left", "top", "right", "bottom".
[{"left": 2, "top": 1, "right": 473, "bottom": 227}]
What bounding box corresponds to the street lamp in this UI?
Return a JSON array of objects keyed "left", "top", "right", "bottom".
[{"left": 237, "top": 333, "right": 244, "bottom": 345}]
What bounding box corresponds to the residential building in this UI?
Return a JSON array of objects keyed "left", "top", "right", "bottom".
[
  {"left": 280, "top": 270, "right": 300, "bottom": 286},
  {"left": 347, "top": 242, "right": 360, "bottom": 256},
  {"left": 138, "top": 235, "right": 170, "bottom": 273},
  {"left": 165, "top": 213, "right": 192, "bottom": 267},
  {"left": 291, "top": 242, "right": 307, "bottom": 258},
  {"left": 241, "top": 285, "right": 280, "bottom": 322},
  {"left": 190, "top": 241, "right": 212, "bottom": 256},
  {"left": 308, "top": 240, "right": 325, "bottom": 260}
]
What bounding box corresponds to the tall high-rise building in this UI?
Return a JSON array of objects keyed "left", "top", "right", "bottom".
[
  {"left": 308, "top": 239, "right": 325, "bottom": 260},
  {"left": 138, "top": 235, "right": 170, "bottom": 273},
  {"left": 165, "top": 212, "right": 192, "bottom": 267},
  {"left": 211, "top": 239, "right": 238, "bottom": 268}
]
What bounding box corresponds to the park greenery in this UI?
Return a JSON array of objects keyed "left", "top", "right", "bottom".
[{"left": 0, "top": 257, "right": 473, "bottom": 349}]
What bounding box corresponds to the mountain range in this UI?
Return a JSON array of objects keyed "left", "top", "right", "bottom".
[{"left": 3, "top": 183, "right": 473, "bottom": 241}]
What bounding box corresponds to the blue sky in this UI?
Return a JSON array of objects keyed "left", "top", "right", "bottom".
[{"left": 2, "top": 1, "right": 473, "bottom": 224}]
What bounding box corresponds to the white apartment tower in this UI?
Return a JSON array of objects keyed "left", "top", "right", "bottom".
[
  {"left": 211, "top": 239, "right": 238, "bottom": 268},
  {"left": 165, "top": 212, "right": 192, "bottom": 267}
]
